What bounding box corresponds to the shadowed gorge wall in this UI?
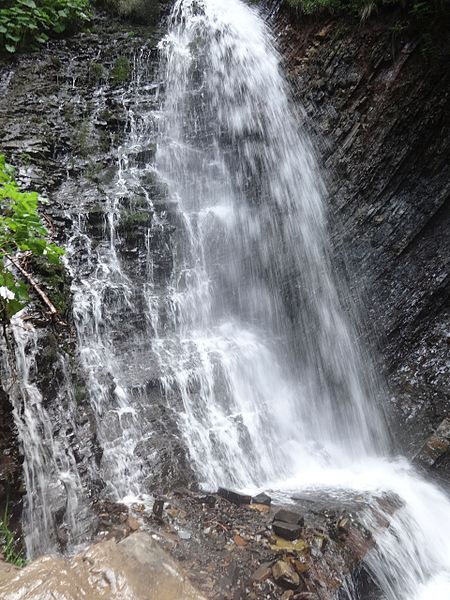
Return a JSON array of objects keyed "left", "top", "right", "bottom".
[{"left": 275, "top": 6, "right": 450, "bottom": 459}]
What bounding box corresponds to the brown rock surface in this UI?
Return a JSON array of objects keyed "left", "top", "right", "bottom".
[{"left": 0, "top": 533, "right": 204, "bottom": 600}]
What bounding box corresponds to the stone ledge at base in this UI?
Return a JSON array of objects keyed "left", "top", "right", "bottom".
[{"left": 0, "top": 532, "right": 205, "bottom": 600}]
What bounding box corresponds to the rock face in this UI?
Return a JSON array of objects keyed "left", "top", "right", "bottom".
[
  {"left": 0, "top": 11, "right": 195, "bottom": 554},
  {"left": 415, "top": 417, "right": 450, "bottom": 480},
  {"left": 274, "top": 7, "right": 450, "bottom": 463},
  {"left": 0, "top": 532, "right": 205, "bottom": 599}
]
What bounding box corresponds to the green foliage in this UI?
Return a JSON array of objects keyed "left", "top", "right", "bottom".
[
  {"left": 89, "top": 61, "right": 107, "bottom": 82},
  {"left": 0, "top": 155, "right": 64, "bottom": 322},
  {"left": 0, "top": 502, "right": 26, "bottom": 567},
  {"left": 111, "top": 56, "right": 131, "bottom": 84},
  {"left": 285, "top": 0, "right": 449, "bottom": 20},
  {"left": 0, "top": 0, "right": 91, "bottom": 54}
]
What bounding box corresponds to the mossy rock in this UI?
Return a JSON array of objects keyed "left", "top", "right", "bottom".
[
  {"left": 89, "top": 62, "right": 107, "bottom": 83},
  {"left": 118, "top": 209, "right": 153, "bottom": 230},
  {"left": 111, "top": 57, "right": 132, "bottom": 85},
  {"left": 100, "top": 0, "right": 162, "bottom": 25}
]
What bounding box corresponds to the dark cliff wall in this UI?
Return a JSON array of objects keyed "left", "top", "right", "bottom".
[{"left": 275, "top": 8, "right": 450, "bottom": 455}]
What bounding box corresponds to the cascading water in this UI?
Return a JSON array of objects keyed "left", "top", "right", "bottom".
[
  {"left": 154, "top": 0, "right": 388, "bottom": 490},
  {"left": 151, "top": 4, "right": 450, "bottom": 597},
  {"left": 12, "top": 0, "right": 449, "bottom": 596},
  {"left": 1, "top": 318, "right": 91, "bottom": 558}
]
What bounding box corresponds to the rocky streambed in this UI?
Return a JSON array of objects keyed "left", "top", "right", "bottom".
[{"left": 1, "top": 485, "right": 401, "bottom": 599}]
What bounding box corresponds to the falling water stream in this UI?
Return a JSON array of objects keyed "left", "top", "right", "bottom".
[
  {"left": 6, "top": 0, "right": 450, "bottom": 597},
  {"left": 150, "top": 4, "right": 450, "bottom": 597}
]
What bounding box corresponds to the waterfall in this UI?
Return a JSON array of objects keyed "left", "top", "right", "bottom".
[
  {"left": 154, "top": 0, "right": 388, "bottom": 489},
  {"left": 151, "top": 5, "right": 450, "bottom": 595},
  {"left": 8, "top": 0, "right": 450, "bottom": 596},
  {"left": 1, "top": 319, "right": 91, "bottom": 558}
]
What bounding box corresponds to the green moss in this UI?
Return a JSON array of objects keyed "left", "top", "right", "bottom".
[
  {"left": 111, "top": 57, "right": 131, "bottom": 85},
  {"left": 119, "top": 209, "right": 152, "bottom": 229},
  {"left": 89, "top": 62, "right": 107, "bottom": 83},
  {"left": 73, "top": 382, "right": 88, "bottom": 404},
  {"left": 285, "top": 0, "right": 449, "bottom": 20}
]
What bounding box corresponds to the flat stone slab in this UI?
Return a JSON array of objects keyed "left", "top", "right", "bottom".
[
  {"left": 217, "top": 487, "right": 252, "bottom": 505},
  {"left": 252, "top": 492, "right": 272, "bottom": 506},
  {"left": 273, "top": 520, "right": 302, "bottom": 541},
  {"left": 273, "top": 508, "right": 304, "bottom": 526}
]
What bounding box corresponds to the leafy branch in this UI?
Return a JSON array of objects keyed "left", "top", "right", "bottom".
[
  {"left": 0, "top": 154, "right": 64, "bottom": 323},
  {"left": 0, "top": 0, "right": 91, "bottom": 54}
]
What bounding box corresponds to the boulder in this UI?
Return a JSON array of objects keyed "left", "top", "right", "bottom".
[
  {"left": 217, "top": 488, "right": 252, "bottom": 505},
  {"left": 273, "top": 509, "right": 304, "bottom": 526},
  {"left": 273, "top": 520, "right": 302, "bottom": 541},
  {"left": 0, "top": 533, "right": 205, "bottom": 599},
  {"left": 272, "top": 560, "right": 301, "bottom": 590},
  {"left": 252, "top": 492, "right": 272, "bottom": 506}
]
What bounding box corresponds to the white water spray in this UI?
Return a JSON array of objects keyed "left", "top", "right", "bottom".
[
  {"left": 152, "top": 1, "right": 450, "bottom": 598},
  {"left": 1, "top": 318, "right": 91, "bottom": 558}
]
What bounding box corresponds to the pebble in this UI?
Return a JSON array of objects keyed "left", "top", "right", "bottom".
[{"left": 251, "top": 562, "right": 272, "bottom": 582}]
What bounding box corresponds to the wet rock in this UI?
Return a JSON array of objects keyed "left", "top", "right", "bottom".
[
  {"left": 153, "top": 498, "right": 165, "bottom": 518},
  {"left": 0, "top": 532, "right": 205, "bottom": 599},
  {"left": 273, "top": 509, "right": 304, "bottom": 526},
  {"left": 273, "top": 520, "right": 302, "bottom": 541},
  {"left": 217, "top": 487, "right": 252, "bottom": 505},
  {"left": 127, "top": 516, "right": 140, "bottom": 531},
  {"left": 272, "top": 559, "right": 301, "bottom": 590},
  {"left": 276, "top": 6, "right": 450, "bottom": 461},
  {"left": 311, "top": 534, "right": 327, "bottom": 554},
  {"left": 291, "top": 556, "right": 310, "bottom": 574},
  {"left": 270, "top": 536, "right": 309, "bottom": 553},
  {"left": 252, "top": 492, "right": 272, "bottom": 506},
  {"left": 415, "top": 417, "right": 450, "bottom": 469},
  {"left": 336, "top": 516, "right": 351, "bottom": 536},
  {"left": 252, "top": 562, "right": 272, "bottom": 582},
  {"left": 249, "top": 502, "right": 270, "bottom": 513}
]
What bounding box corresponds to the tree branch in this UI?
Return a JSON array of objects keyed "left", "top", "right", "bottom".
[{"left": 3, "top": 251, "right": 58, "bottom": 317}]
